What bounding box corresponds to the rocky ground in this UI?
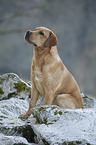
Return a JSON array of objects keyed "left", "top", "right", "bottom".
[{"left": 0, "top": 73, "right": 96, "bottom": 145}]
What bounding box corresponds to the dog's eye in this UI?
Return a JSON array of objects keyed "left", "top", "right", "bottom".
[{"left": 39, "top": 31, "right": 44, "bottom": 36}]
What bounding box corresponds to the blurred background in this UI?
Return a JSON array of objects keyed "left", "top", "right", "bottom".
[{"left": 0, "top": 0, "right": 96, "bottom": 97}]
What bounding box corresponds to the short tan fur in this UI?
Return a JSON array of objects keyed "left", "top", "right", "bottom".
[{"left": 19, "top": 27, "right": 84, "bottom": 119}]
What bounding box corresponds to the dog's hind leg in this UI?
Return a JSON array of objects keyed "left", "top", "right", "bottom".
[{"left": 55, "top": 94, "right": 79, "bottom": 109}]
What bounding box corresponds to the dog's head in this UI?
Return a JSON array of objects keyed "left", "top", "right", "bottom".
[{"left": 25, "top": 27, "right": 58, "bottom": 47}]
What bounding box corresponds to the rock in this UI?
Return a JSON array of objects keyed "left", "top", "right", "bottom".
[
  {"left": 31, "top": 96, "right": 96, "bottom": 144},
  {"left": 0, "top": 73, "right": 44, "bottom": 144},
  {"left": 0, "top": 73, "right": 96, "bottom": 144},
  {"left": 0, "top": 133, "right": 35, "bottom": 145},
  {"left": 0, "top": 97, "right": 36, "bottom": 143},
  {"left": 82, "top": 92, "right": 96, "bottom": 108},
  {"left": 0, "top": 73, "right": 36, "bottom": 144},
  {"left": 0, "top": 73, "right": 31, "bottom": 100}
]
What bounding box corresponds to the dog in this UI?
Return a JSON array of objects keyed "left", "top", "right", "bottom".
[{"left": 19, "top": 27, "right": 84, "bottom": 119}]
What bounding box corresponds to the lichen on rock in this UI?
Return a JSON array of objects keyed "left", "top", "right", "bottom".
[
  {"left": 31, "top": 105, "right": 63, "bottom": 125},
  {"left": 0, "top": 87, "right": 4, "bottom": 95},
  {"left": 30, "top": 94, "right": 96, "bottom": 144},
  {"left": 0, "top": 73, "right": 96, "bottom": 145},
  {"left": 14, "top": 82, "right": 28, "bottom": 93},
  {"left": 0, "top": 73, "right": 31, "bottom": 100},
  {"left": 31, "top": 104, "right": 96, "bottom": 144}
]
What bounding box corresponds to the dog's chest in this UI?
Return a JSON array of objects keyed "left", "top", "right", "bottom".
[{"left": 34, "top": 67, "right": 44, "bottom": 96}]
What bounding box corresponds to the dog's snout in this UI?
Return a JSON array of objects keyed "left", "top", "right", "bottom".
[{"left": 25, "top": 31, "right": 32, "bottom": 40}]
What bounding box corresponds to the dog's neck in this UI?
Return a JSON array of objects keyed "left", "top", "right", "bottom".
[
  {"left": 33, "top": 46, "right": 50, "bottom": 67},
  {"left": 34, "top": 45, "right": 58, "bottom": 55},
  {"left": 33, "top": 46, "right": 58, "bottom": 67},
  {"left": 34, "top": 46, "right": 50, "bottom": 56}
]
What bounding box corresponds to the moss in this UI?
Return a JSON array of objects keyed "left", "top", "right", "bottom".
[
  {"left": 58, "top": 111, "right": 62, "bottom": 115},
  {"left": 75, "top": 141, "right": 82, "bottom": 144},
  {"left": 54, "top": 110, "right": 58, "bottom": 115},
  {"left": 84, "top": 94, "right": 88, "bottom": 98},
  {"left": 54, "top": 110, "right": 62, "bottom": 115},
  {"left": 8, "top": 92, "right": 17, "bottom": 99},
  {"left": 51, "top": 106, "right": 58, "bottom": 110},
  {"left": 64, "top": 111, "right": 69, "bottom": 113},
  {"left": 53, "top": 119, "right": 58, "bottom": 122},
  {"left": 14, "top": 82, "right": 27, "bottom": 93},
  {"left": 0, "top": 87, "right": 4, "bottom": 94},
  {"left": 0, "top": 78, "right": 6, "bottom": 84},
  {"left": 38, "top": 107, "right": 46, "bottom": 112},
  {"left": 42, "top": 139, "right": 50, "bottom": 145},
  {"left": 35, "top": 115, "right": 41, "bottom": 124},
  {"left": 68, "top": 142, "right": 75, "bottom": 145},
  {"left": 44, "top": 118, "right": 48, "bottom": 124},
  {"left": 8, "top": 74, "right": 12, "bottom": 78},
  {"left": 63, "top": 141, "right": 91, "bottom": 145},
  {"left": 27, "top": 81, "right": 31, "bottom": 86}
]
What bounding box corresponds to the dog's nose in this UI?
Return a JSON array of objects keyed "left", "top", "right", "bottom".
[
  {"left": 26, "top": 31, "right": 32, "bottom": 36},
  {"left": 25, "top": 31, "right": 32, "bottom": 40},
  {"left": 26, "top": 31, "right": 31, "bottom": 35}
]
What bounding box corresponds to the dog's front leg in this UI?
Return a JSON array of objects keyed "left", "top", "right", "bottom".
[
  {"left": 18, "top": 84, "right": 39, "bottom": 119},
  {"left": 44, "top": 91, "right": 54, "bottom": 105}
]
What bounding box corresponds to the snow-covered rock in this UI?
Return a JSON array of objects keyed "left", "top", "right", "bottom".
[
  {"left": 0, "top": 133, "right": 35, "bottom": 145},
  {"left": 0, "top": 73, "right": 31, "bottom": 100},
  {"left": 31, "top": 102, "right": 96, "bottom": 144},
  {"left": 0, "top": 73, "right": 96, "bottom": 145}
]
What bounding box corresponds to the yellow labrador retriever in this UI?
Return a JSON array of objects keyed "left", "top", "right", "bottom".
[{"left": 19, "top": 27, "right": 84, "bottom": 119}]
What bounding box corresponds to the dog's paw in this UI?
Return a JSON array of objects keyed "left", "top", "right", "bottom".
[{"left": 18, "top": 114, "right": 28, "bottom": 119}]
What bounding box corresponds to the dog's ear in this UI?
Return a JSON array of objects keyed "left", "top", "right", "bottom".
[{"left": 44, "top": 32, "right": 58, "bottom": 47}]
